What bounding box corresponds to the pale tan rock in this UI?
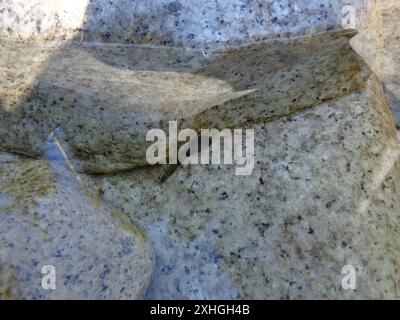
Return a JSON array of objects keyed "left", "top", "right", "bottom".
[
  {"left": 351, "top": 0, "right": 400, "bottom": 119},
  {"left": 85, "top": 76, "right": 400, "bottom": 299}
]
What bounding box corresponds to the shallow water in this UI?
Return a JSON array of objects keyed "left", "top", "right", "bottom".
[{"left": 1, "top": 0, "right": 400, "bottom": 300}]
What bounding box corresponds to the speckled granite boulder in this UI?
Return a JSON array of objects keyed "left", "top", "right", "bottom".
[
  {"left": 0, "top": 146, "right": 154, "bottom": 299},
  {"left": 1, "top": 0, "right": 398, "bottom": 301},
  {"left": 0, "top": 0, "right": 371, "bottom": 47},
  {"left": 351, "top": 0, "right": 400, "bottom": 120},
  {"left": 0, "top": 0, "right": 375, "bottom": 173},
  {"left": 85, "top": 76, "right": 400, "bottom": 299},
  {"left": 0, "top": 31, "right": 370, "bottom": 173}
]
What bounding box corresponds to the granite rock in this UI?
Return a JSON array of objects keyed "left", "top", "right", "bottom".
[
  {"left": 1, "top": 0, "right": 398, "bottom": 301},
  {"left": 351, "top": 0, "right": 400, "bottom": 120},
  {"left": 85, "top": 76, "right": 400, "bottom": 299},
  {"left": 0, "top": 0, "right": 371, "bottom": 48},
  {"left": 0, "top": 31, "right": 370, "bottom": 173},
  {"left": 0, "top": 142, "right": 154, "bottom": 299}
]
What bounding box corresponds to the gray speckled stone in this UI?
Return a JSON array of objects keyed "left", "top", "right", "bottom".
[
  {"left": 85, "top": 76, "right": 400, "bottom": 299},
  {"left": 0, "top": 141, "right": 154, "bottom": 299},
  {"left": 351, "top": 0, "right": 400, "bottom": 121},
  {"left": 1, "top": 0, "right": 398, "bottom": 301},
  {"left": 0, "top": 0, "right": 371, "bottom": 48}
]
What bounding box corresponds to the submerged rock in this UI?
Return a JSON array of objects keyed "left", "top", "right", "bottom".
[
  {"left": 351, "top": 0, "right": 400, "bottom": 120},
  {"left": 86, "top": 76, "right": 400, "bottom": 299},
  {"left": 1, "top": 0, "right": 398, "bottom": 301},
  {"left": 0, "top": 31, "right": 370, "bottom": 173},
  {"left": 0, "top": 147, "right": 154, "bottom": 299}
]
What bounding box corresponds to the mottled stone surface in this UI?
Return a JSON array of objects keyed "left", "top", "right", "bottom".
[
  {"left": 1, "top": 0, "right": 399, "bottom": 301},
  {"left": 0, "top": 142, "right": 154, "bottom": 299},
  {"left": 0, "top": 31, "right": 370, "bottom": 173},
  {"left": 351, "top": 0, "right": 400, "bottom": 120},
  {"left": 0, "top": 0, "right": 371, "bottom": 48},
  {"left": 85, "top": 76, "right": 400, "bottom": 299}
]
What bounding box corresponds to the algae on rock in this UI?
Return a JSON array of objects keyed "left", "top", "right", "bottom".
[{"left": 0, "top": 151, "right": 154, "bottom": 299}]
